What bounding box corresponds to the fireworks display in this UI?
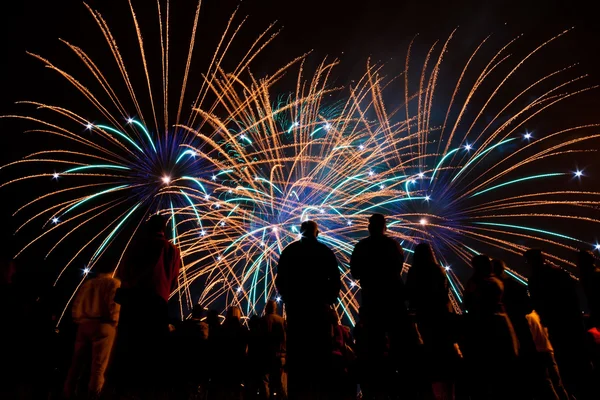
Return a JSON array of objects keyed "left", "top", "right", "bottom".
[{"left": 2, "top": 1, "right": 600, "bottom": 325}]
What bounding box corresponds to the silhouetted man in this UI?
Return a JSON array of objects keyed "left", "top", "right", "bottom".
[
  {"left": 525, "top": 249, "right": 591, "bottom": 399},
  {"left": 261, "top": 300, "right": 287, "bottom": 399},
  {"left": 63, "top": 261, "right": 121, "bottom": 399},
  {"left": 276, "top": 220, "right": 340, "bottom": 400},
  {"left": 113, "top": 214, "right": 181, "bottom": 394},
  {"left": 350, "top": 214, "right": 408, "bottom": 397}
]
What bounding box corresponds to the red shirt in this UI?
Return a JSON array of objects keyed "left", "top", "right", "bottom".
[{"left": 119, "top": 232, "right": 181, "bottom": 303}]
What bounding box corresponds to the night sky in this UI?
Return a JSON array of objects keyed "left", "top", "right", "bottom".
[{"left": 1, "top": 0, "right": 599, "bottom": 306}]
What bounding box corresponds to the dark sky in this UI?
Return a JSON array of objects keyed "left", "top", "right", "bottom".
[{"left": 1, "top": 0, "right": 599, "bottom": 296}]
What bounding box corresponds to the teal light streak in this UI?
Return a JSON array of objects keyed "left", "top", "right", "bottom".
[
  {"left": 452, "top": 138, "right": 516, "bottom": 182},
  {"left": 341, "top": 175, "right": 407, "bottom": 206},
  {"left": 241, "top": 135, "right": 253, "bottom": 144},
  {"left": 180, "top": 190, "right": 203, "bottom": 229},
  {"left": 473, "top": 222, "right": 581, "bottom": 242},
  {"left": 332, "top": 145, "right": 353, "bottom": 152},
  {"left": 170, "top": 201, "right": 177, "bottom": 244},
  {"left": 225, "top": 197, "right": 270, "bottom": 206},
  {"left": 264, "top": 258, "right": 270, "bottom": 304},
  {"left": 95, "top": 124, "right": 143, "bottom": 152},
  {"left": 470, "top": 173, "right": 566, "bottom": 198},
  {"left": 130, "top": 120, "right": 157, "bottom": 153},
  {"left": 287, "top": 123, "right": 298, "bottom": 134},
  {"left": 352, "top": 196, "right": 426, "bottom": 215},
  {"left": 322, "top": 174, "right": 367, "bottom": 205},
  {"left": 430, "top": 148, "right": 459, "bottom": 182},
  {"left": 505, "top": 270, "right": 528, "bottom": 286},
  {"left": 300, "top": 206, "right": 322, "bottom": 223},
  {"left": 256, "top": 177, "right": 284, "bottom": 195},
  {"left": 328, "top": 205, "right": 345, "bottom": 218},
  {"left": 63, "top": 164, "right": 130, "bottom": 174},
  {"left": 338, "top": 298, "right": 355, "bottom": 327},
  {"left": 405, "top": 180, "right": 411, "bottom": 197},
  {"left": 290, "top": 191, "right": 300, "bottom": 201},
  {"left": 181, "top": 177, "right": 208, "bottom": 195},
  {"left": 464, "top": 246, "right": 480, "bottom": 255},
  {"left": 91, "top": 203, "right": 141, "bottom": 261},
  {"left": 446, "top": 272, "right": 463, "bottom": 303},
  {"left": 216, "top": 169, "right": 234, "bottom": 177},
  {"left": 64, "top": 185, "right": 129, "bottom": 214},
  {"left": 309, "top": 126, "right": 324, "bottom": 137},
  {"left": 176, "top": 150, "right": 197, "bottom": 164}
]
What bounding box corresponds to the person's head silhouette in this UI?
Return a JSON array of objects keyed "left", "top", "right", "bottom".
[
  {"left": 191, "top": 304, "right": 204, "bottom": 319},
  {"left": 524, "top": 248, "right": 545, "bottom": 273},
  {"left": 147, "top": 213, "right": 168, "bottom": 236},
  {"left": 226, "top": 306, "right": 242, "bottom": 322},
  {"left": 368, "top": 213, "right": 386, "bottom": 236},
  {"left": 413, "top": 242, "right": 436, "bottom": 267},
  {"left": 472, "top": 254, "right": 493, "bottom": 278},
  {"left": 300, "top": 220, "right": 319, "bottom": 240},
  {"left": 265, "top": 299, "right": 278, "bottom": 315}
]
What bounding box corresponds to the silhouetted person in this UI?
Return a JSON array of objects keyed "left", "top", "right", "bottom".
[
  {"left": 406, "top": 243, "right": 458, "bottom": 399},
  {"left": 350, "top": 214, "right": 408, "bottom": 398},
  {"left": 113, "top": 214, "right": 181, "bottom": 395},
  {"left": 246, "top": 314, "right": 267, "bottom": 400},
  {"left": 329, "top": 309, "right": 356, "bottom": 400},
  {"left": 525, "top": 249, "right": 591, "bottom": 398},
  {"left": 492, "top": 259, "right": 538, "bottom": 399},
  {"left": 578, "top": 249, "right": 600, "bottom": 327},
  {"left": 63, "top": 261, "right": 121, "bottom": 399},
  {"left": 177, "top": 305, "right": 209, "bottom": 397},
  {"left": 213, "top": 306, "right": 248, "bottom": 400},
  {"left": 276, "top": 220, "right": 341, "bottom": 400},
  {"left": 464, "top": 254, "right": 518, "bottom": 400},
  {"left": 261, "top": 300, "right": 287, "bottom": 400}
]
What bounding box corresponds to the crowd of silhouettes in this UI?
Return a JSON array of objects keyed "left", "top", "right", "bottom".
[{"left": 1, "top": 212, "right": 600, "bottom": 399}]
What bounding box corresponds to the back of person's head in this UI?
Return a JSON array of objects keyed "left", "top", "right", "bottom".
[
  {"left": 413, "top": 242, "right": 436, "bottom": 268},
  {"left": 524, "top": 248, "right": 544, "bottom": 269},
  {"left": 577, "top": 249, "right": 596, "bottom": 273},
  {"left": 491, "top": 259, "right": 507, "bottom": 278},
  {"left": 368, "top": 213, "right": 386, "bottom": 236},
  {"left": 265, "top": 299, "right": 278, "bottom": 315},
  {"left": 146, "top": 214, "right": 168, "bottom": 235},
  {"left": 226, "top": 306, "right": 242, "bottom": 322},
  {"left": 472, "top": 254, "right": 493, "bottom": 278},
  {"left": 206, "top": 309, "right": 220, "bottom": 326},
  {"left": 191, "top": 304, "right": 204, "bottom": 319},
  {"left": 300, "top": 220, "right": 319, "bottom": 239}
]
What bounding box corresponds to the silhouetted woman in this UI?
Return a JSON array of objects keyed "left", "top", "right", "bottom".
[
  {"left": 406, "top": 243, "right": 459, "bottom": 399},
  {"left": 212, "top": 306, "right": 248, "bottom": 400},
  {"left": 464, "top": 254, "right": 518, "bottom": 399}
]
